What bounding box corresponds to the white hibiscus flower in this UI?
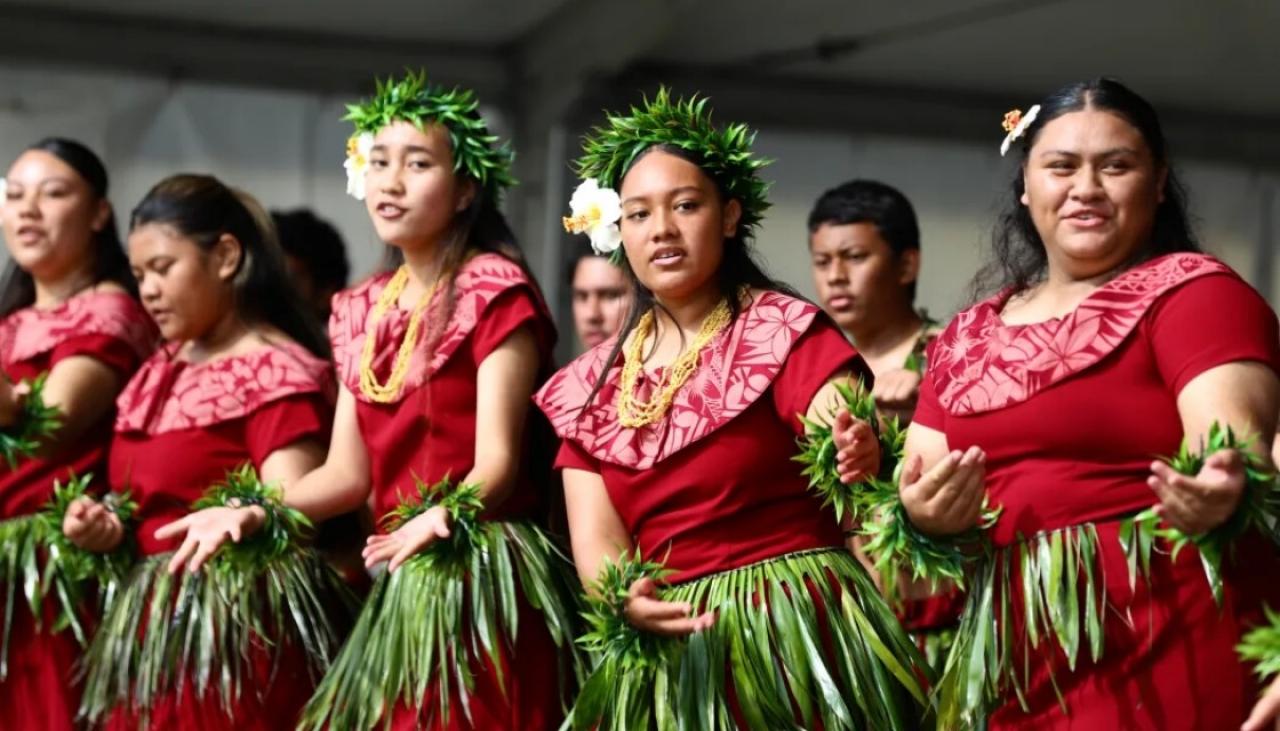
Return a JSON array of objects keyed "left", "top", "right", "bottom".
[
  {"left": 344, "top": 133, "right": 375, "bottom": 200},
  {"left": 562, "top": 178, "right": 623, "bottom": 255}
]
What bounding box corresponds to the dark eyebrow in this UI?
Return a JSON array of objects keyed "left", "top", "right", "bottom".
[
  {"left": 368, "top": 144, "right": 437, "bottom": 156},
  {"left": 1039, "top": 146, "right": 1141, "bottom": 159},
  {"left": 140, "top": 254, "right": 175, "bottom": 268},
  {"left": 622, "top": 185, "right": 703, "bottom": 207}
]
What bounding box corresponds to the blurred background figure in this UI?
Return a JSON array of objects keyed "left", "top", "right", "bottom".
[
  {"left": 269, "top": 208, "right": 367, "bottom": 589},
  {"left": 808, "top": 179, "right": 933, "bottom": 422},
  {"left": 566, "top": 241, "right": 628, "bottom": 352},
  {"left": 807, "top": 178, "right": 960, "bottom": 672},
  {"left": 271, "top": 208, "right": 351, "bottom": 320}
]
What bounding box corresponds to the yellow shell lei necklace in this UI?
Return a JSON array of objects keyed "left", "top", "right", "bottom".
[
  {"left": 617, "top": 297, "right": 732, "bottom": 428},
  {"left": 359, "top": 266, "right": 439, "bottom": 402}
]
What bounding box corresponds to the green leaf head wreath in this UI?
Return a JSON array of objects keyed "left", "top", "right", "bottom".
[
  {"left": 343, "top": 70, "right": 515, "bottom": 202},
  {"left": 566, "top": 87, "right": 771, "bottom": 259}
]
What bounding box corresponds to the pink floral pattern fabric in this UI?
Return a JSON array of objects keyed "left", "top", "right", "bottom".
[
  {"left": 330, "top": 253, "right": 533, "bottom": 404},
  {"left": 0, "top": 291, "right": 155, "bottom": 371},
  {"left": 534, "top": 291, "right": 820, "bottom": 469},
  {"left": 115, "top": 340, "right": 333, "bottom": 435},
  {"left": 930, "top": 253, "right": 1233, "bottom": 416}
]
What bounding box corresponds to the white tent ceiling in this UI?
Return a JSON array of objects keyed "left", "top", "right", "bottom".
[{"left": 4, "top": 0, "right": 1277, "bottom": 118}]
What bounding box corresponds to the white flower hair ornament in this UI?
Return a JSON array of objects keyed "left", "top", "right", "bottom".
[
  {"left": 344, "top": 133, "right": 374, "bottom": 200},
  {"left": 1000, "top": 104, "right": 1040, "bottom": 157},
  {"left": 0, "top": 178, "right": 7, "bottom": 201},
  {"left": 563, "top": 178, "right": 623, "bottom": 257}
]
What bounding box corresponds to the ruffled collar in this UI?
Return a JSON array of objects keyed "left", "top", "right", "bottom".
[
  {"left": 330, "top": 253, "right": 534, "bottom": 404},
  {"left": 929, "top": 253, "right": 1234, "bottom": 416},
  {"left": 115, "top": 339, "right": 333, "bottom": 434},
  {"left": 0, "top": 290, "right": 156, "bottom": 370},
  {"left": 534, "top": 290, "right": 821, "bottom": 469}
]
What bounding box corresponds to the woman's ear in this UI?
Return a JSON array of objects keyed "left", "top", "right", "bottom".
[
  {"left": 455, "top": 178, "right": 478, "bottom": 213},
  {"left": 91, "top": 199, "right": 111, "bottom": 233},
  {"left": 897, "top": 248, "right": 921, "bottom": 288},
  {"left": 722, "top": 199, "right": 743, "bottom": 238},
  {"left": 210, "top": 233, "right": 244, "bottom": 281}
]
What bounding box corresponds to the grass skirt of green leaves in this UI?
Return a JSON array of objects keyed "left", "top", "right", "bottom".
[
  {"left": 0, "top": 474, "right": 132, "bottom": 679},
  {"left": 935, "top": 525, "right": 1106, "bottom": 729},
  {"left": 915, "top": 627, "right": 957, "bottom": 678},
  {"left": 571, "top": 548, "right": 934, "bottom": 731},
  {"left": 298, "top": 520, "right": 586, "bottom": 730},
  {"left": 79, "top": 547, "right": 355, "bottom": 726},
  {"left": 937, "top": 422, "right": 1280, "bottom": 728}
]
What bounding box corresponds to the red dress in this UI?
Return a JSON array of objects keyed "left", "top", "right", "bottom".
[
  {"left": 536, "top": 291, "right": 931, "bottom": 730},
  {"left": 102, "top": 339, "right": 333, "bottom": 730},
  {"left": 328, "top": 253, "right": 561, "bottom": 729},
  {"left": 0, "top": 291, "right": 154, "bottom": 731},
  {"left": 537, "top": 292, "right": 863, "bottom": 583},
  {"left": 915, "top": 253, "right": 1280, "bottom": 730}
]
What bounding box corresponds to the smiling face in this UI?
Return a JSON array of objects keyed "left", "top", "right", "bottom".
[
  {"left": 364, "top": 120, "right": 475, "bottom": 253},
  {"left": 128, "top": 223, "right": 240, "bottom": 342},
  {"left": 1022, "top": 107, "right": 1166, "bottom": 280},
  {"left": 809, "top": 221, "right": 918, "bottom": 334},
  {"left": 1, "top": 149, "right": 109, "bottom": 281},
  {"left": 617, "top": 149, "right": 741, "bottom": 303}
]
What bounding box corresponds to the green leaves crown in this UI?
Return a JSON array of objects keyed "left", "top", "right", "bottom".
[
  {"left": 345, "top": 70, "right": 516, "bottom": 201},
  {"left": 574, "top": 87, "right": 771, "bottom": 239}
]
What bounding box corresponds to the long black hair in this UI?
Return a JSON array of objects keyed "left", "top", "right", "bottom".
[
  {"left": 129, "top": 174, "right": 329, "bottom": 358},
  {"left": 0, "top": 137, "right": 135, "bottom": 317},
  {"left": 583, "top": 143, "right": 798, "bottom": 412},
  {"left": 972, "top": 77, "right": 1201, "bottom": 300}
]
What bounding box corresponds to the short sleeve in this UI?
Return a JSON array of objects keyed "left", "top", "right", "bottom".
[
  {"left": 912, "top": 357, "right": 946, "bottom": 430},
  {"left": 50, "top": 333, "right": 144, "bottom": 377},
  {"left": 243, "top": 393, "right": 331, "bottom": 466},
  {"left": 555, "top": 438, "right": 602, "bottom": 474},
  {"left": 1147, "top": 273, "right": 1280, "bottom": 394},
  {"left": 469, "top": 285, "right": 556, "bottom": 365},
  {"left": 770, "top": 316, "right": 870, "bottom": 434}
]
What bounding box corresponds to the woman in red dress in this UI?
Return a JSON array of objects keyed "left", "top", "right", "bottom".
[
  {"left": 61, "top": 174, "right": 341, "bottom": 729},
  {"left": 0, "top": 138, "right": 155, "bottom": 731},
  {"left": 535, "top": 90, "right": 930, "bottom": 730},
  {"left": 837, "top": 78, "right": 1280, "bottom": 730},
  {"left": 165, "top": 72, "right": 582, "bottom": 730}
]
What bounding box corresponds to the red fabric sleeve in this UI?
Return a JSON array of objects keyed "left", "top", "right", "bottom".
[
  {"left": 49, "top": 333, "right": 142, "bottom": 378},
  {"left": 771, "top": 316, "right": 870, "bottom": 435},
  {"left": 469, "top": 285, "right": 556, "bottom": 366},
  {"left": 243, "top": 393, "right": 331, "bottom": 466},
  {"left": 912, "top": 361, "right": 946, "bottom": 430},
  {"left": 1147, "top": 273, "right": 1280, "bottom": 395},
  {"left": 555, "top": 438, "right": 602, "bottom": 473}
]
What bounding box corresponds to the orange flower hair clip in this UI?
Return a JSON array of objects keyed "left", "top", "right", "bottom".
[{"left": 1000, "top": 104, "right": 1040, "bottom": 156}]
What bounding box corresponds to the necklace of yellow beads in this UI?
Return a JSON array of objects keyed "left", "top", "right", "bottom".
[
  {"left": 616, "top": 294, "right": 734, "bottom": 428},
  {"left": 359, "top": 265, "right": 441, "bottom": 403}
]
